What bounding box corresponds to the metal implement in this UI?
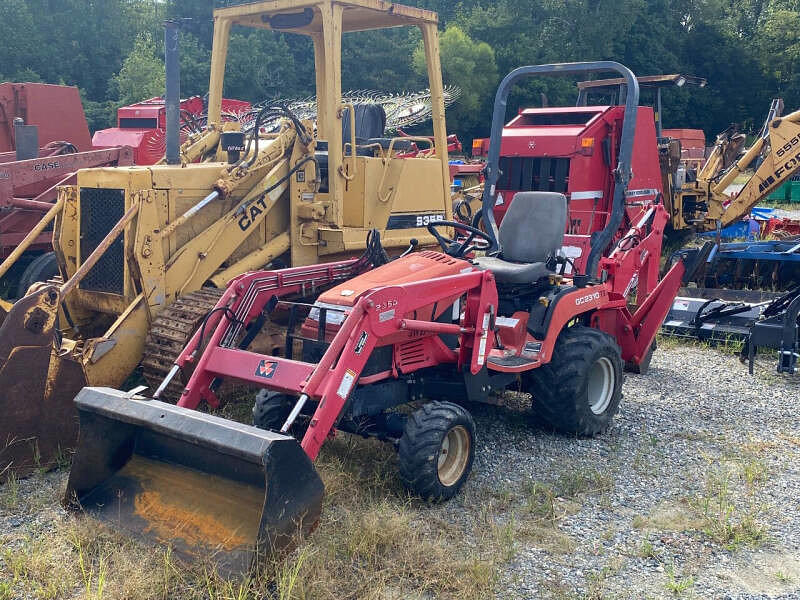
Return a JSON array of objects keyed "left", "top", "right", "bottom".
[
  {"left": 660, "top": 285, "right": 800, "bottom": 375},
  {"left": 0, "top": 83, "right": 92, "bottom": 153},
  {"left": 661, "top": 295, "right": 768, "bottom": 343},
  {"left": 64, "top": 388, "right": 323, "bottom": 576},
  {"left": 0, "top": 144, "right": 134, "bottom": 262},
  {"left": 745, "top": 288, "right": 800, "bottom": 374}
]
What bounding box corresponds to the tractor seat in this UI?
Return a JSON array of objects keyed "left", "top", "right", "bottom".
[
  {"left": 341, "top": 103, "right": 386, "bottom": 142},
  {"left": 473, "top": 191, "right": 567, "bottom": 284}
]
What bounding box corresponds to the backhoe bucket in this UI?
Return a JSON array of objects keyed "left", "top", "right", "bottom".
[
  {"left": 0, "top": 286, "right": 86, "bottom": 481},
  {"left": 64, "top": 388, "right": 324, "bottom": 576}
]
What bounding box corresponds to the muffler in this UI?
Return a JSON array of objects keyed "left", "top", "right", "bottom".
[{"left": 64, "top": 388, "right": 324, "bottom": 576}]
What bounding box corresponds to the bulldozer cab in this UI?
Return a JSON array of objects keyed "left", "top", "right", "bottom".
[{"left": 207, "top": 0, "right": 452, "bottom": 266}]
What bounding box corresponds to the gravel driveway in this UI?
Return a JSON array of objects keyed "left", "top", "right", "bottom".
[
  {"left": 1, "top": 343, "right": 799, "bottom": 599},
  {"left": 467, "top": 343, "right": 800, "bottom": 599}
]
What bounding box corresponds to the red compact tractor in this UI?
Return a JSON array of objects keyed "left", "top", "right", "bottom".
[{"left": 66, "top": 62, "right": 710, "bottom": 572}]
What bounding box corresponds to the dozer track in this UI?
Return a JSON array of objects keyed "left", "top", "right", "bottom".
[
  {"left": 142, "top": 288, "right": 224, "bottom": 402},
  {"left": 142, "top": 287, "right": 286, "bottom": 405}
]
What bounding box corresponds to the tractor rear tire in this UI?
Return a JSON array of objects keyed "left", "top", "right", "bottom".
[
  {"left": 16, "top": 252, "right": 58, "bottom": 298},
  {"left": 524, "top": 325, "right": 623, "bottom": 436},
  {"left": 398, "top": 401, "right": 475, "bottom": 502},
  {"left": 252, "top": 390, "right": 292, "bottom": 432}
]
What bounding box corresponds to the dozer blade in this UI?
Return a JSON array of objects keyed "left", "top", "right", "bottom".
[
  {"left": 0, "top": 286, "right": 86, "bottom": 481},
  {"left": 64, "top": 388, "right": 324, "bottom": 576}
]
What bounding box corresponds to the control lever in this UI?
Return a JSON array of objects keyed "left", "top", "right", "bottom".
[{"left": 399, "top": 238, "right": 419, "bottom": 258}]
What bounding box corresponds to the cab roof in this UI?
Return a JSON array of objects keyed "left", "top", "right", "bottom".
[{"left": 214, "top": 0, "right": 438, "bottom": 34}]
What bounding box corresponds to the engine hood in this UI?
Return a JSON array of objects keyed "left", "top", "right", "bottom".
[{"left": 317, "top": 250, "right": 471, "bottom": 308}]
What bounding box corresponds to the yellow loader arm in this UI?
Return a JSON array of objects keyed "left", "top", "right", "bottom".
[{"left": 673, "top": 100, "right": 800, "bottom": 231}]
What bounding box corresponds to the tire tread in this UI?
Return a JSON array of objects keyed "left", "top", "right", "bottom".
[
  {"left": 397, "top": 401, "right": 475, "bottom": 501},
  {"left": 524, "top": 326, "right": 623, "bottom": 435}
]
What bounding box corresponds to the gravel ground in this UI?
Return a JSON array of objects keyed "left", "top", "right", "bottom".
[
  {"left": 458, "top": 343, "right": 800, "bottom": 599},
  {"left": 1, "top": 343, "right": 799, "bottom": 599}
]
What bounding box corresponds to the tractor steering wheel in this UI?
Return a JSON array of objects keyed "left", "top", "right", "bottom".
[{"left": 426, "top": 220, "right": 493, "bottom": 258}]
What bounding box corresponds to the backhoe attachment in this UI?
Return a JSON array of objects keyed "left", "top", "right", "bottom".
[{"left": 64, "top": 388, "right": 323, "bottom": 576}]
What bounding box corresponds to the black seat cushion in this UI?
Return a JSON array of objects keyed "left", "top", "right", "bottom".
[
  {"left": 342, "top": 104, "right": 386, "bottom": 142},
  {"left": 472, "top": 256, "right": 551, "bottom": 284}
]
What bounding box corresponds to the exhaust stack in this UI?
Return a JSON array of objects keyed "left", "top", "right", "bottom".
[{"left": 164, "top": 20, "right": 180, "bottom": 165}]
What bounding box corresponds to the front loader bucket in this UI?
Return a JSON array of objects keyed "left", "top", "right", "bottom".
[
  {"left": 64, "top": 388, "right": 324, "bottom": 576},
  {"left": 0, "top": 286, "right": 87, "bottom": 481}
]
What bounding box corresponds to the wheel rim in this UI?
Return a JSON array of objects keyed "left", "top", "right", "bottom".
[
  {"left": 587, "top": 356, "right": 615, "bottom": 415},
  {"left": 437, "top": 425, "right": 470, "bottom": 487}
]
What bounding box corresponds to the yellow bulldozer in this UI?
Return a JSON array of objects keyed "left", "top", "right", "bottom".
[{"left": 0, "top": 0, "right": 454, "bottom": 480}]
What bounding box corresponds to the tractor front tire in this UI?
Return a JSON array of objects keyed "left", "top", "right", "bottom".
[
  {"left": 252, "top": 390, "right": 292, "bottom": 432},
  {"left": 524, "top": 325, "right": 623, "bottom": 436},
  {"left": 398, "top": 401, "right": 475, "bottom": 502}
]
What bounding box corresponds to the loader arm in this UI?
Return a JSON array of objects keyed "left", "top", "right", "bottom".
[
  {"left": 712, "top": 110, "right": 800, "bottom": 226},
  {"left": 675, "top": 105, "right": 800, "bottom": 231},
  {"left": 174, "top": 265, "right": 495, "bottom": 459}
]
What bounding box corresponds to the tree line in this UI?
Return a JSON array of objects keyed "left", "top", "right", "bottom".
[{"left": 2, "top": 0, "right": 799, "bottom": 147}]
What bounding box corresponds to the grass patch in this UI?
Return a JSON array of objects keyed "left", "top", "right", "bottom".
[
  {"left": 654, "top": 333, "right": 697, "bottom": 351},
  {"left": 775, "top": 570, "right": 793, "bottom": 584},
  {"left": 0, "top": 434, "right": 507, "bottom": 599},
  {"left": 632, "top": 500, "right": 703, "bottom": 532},
  {"left": 665, "top": 564, "right": 694, "bottom": 596},
  {"left": 523, "top": 480, "right": 557, "bottom": 522},
  {"left": 553, "top": 468, "right": 614, "bottom": 498},
  {"left": 655, "top": 332, "right": 745, "bottom": 356},
  {"left": 767, "top": 201, "right": 800, "bottom": 212},
  {"left": 0, "top": 472, "right": 19, "bottom": 510},
  {"left": 637, "top": 540, "right": 658, "bottom": 559},
  {"left": 692, "top": 465, "right": 768, "bottom": 550}
]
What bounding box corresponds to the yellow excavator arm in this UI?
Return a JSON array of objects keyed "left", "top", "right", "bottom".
[{"left": 672, "top": 99, "right": 800, "bottom": 231}]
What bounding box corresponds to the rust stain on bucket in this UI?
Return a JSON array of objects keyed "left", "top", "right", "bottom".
[{"left": 123, "top": 456, "right": 264, "bottom": 553}]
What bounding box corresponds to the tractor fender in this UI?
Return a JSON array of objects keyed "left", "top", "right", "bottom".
[{"left": 527, "top": 285, "right": 613, "bottom": 364}]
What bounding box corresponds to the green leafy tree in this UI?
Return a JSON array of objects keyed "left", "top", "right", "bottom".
[
  {"left": 342, "top": 29, "right": 422, "bottom": 92},
  {"left": 179, "top": 32, "right": 212, "bottom": 97},
  {"left": 223, "top": 30, "right": 297, "bottom": 102},
  {"left": 0, "top": 0, "right": 44, "bottom": 83},
  {"left": 413, "top": 25, "right": 497, "bottom": 141},
  {"left": 110, "top": 33, "right": 166, "bottom": 106}
]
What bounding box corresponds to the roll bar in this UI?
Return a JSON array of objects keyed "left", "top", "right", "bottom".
[{"left": 481, "top": 61, "right": 639, "bottom": 280}]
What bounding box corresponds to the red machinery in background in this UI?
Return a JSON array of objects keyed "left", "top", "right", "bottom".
[
  {"left": 663, "top": 128, "right": 706, "bottom": 171},
  {"left": 0, "top": 83, "right": 134, "bottom": 294},
  {"left": 0, "top": 82, "right": 92, "bottom": 152},
  {"left": 93, "top": 95, "right": 251, "bottom": 164},
  {"left": 0, "top": 84, "right": 247, "bottom": 294},
  {"left": 0, "top": 143, "right": 133, "bottom": 257},
  {"left": 475, "top": 102, "right": 665, "bottom": 279}
]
